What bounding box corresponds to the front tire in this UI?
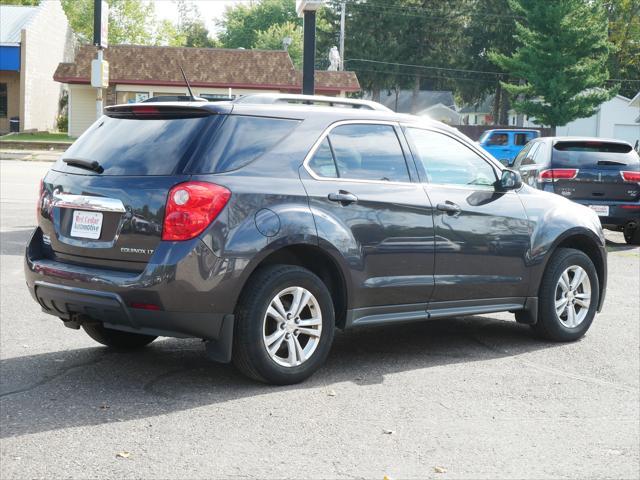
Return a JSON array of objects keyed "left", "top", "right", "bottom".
[
  {"left": 82, "top": 323, "right": 157, "bottom": 349},
  {"left": 233, "top": 265, "right": 335, "bottom": 385},
  {"left": 623, "top": 224, "right": 640, "bottom": 246},
  {"left": 531, "top": 248, "right": 599, "bottom": 342}
]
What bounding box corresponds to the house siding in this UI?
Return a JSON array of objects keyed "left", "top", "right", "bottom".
[
  {"left": 21, "top": 0, "right": 74, "bottom": 132},
  {"left": 69, "top": 85, "right": 97, "bottom": 138}
]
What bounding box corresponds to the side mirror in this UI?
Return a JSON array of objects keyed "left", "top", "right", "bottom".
[{"left": 498, "top": 169, "right": 522, "bottom": 191}]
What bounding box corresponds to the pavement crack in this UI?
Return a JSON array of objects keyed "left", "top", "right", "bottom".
[{"left": 0, "top": 352, "right": 112, "bottom": 398}]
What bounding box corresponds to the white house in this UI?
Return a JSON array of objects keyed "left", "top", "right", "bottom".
[
  {"left": 461, "top": 93, "right": 640, "bottom": 146},
  {"left": 556, "top": 94, "right": 639, "bottom": 145}
]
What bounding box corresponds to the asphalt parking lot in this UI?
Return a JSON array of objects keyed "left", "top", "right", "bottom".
[{"left": 1, "top": 159, "right": 638, "bottom": 480}]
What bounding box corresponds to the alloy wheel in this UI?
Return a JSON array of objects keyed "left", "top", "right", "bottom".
[
  {"left": 555, "top": 265, "right": 591, "bottom": 328},
  {"left": 262, "top": 286, "right": 322, "bottom": 367}
]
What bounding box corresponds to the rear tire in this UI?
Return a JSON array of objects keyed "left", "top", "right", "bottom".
[
  {"left": 82, "top": 323, "right": 157, "bottom": 349},
  {"left": 623, "top": 224, "right": 640, "bottom": 246},
  {"left": 233, "top": 265, "right": 335, "bottom": 385},
  {"left": 531, "top": 248, "right": 599, "bottom": 342}
]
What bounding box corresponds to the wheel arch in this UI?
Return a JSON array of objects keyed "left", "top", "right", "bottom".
[
  {"left": 535, "top": 228, "right": 607, "bottom": 311},
  {"left": 236, "top": 242, "right": 351, "bottom": 328}
]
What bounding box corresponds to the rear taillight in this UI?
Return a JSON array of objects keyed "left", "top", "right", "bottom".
[
  {"left": 620, "top": 171, "right": 640, "bottom": 183},
  {"left": 538, "top": 168, "right": 579, "bottom": 182},
  {"left": 162, "top": 181, "right": 230, "bottom": 241},
  {"left": 36, "top": 178, "right": 44, "bottom": 219}
]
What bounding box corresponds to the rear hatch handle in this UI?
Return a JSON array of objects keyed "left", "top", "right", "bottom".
[{"left": 51, "top": 192, "right": 126, "bottom": 213}]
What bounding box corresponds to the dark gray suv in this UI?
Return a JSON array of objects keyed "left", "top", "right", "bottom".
[{"left": 25, "top": 94, "right": 607, "bottom": 384}]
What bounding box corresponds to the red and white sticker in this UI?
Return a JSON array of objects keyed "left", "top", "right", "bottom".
[{"left": 70, "top": 210, "right": 103, "bottom": 239}]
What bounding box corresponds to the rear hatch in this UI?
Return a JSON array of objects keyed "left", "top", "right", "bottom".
[
  {"left": 548, "top": 140, "right": 640, "bottom": 202},
  {"left": 40, "top": 104, "right": 224, "bottom": 271}
]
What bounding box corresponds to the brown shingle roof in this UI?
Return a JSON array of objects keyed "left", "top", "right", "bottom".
[{"left": 54, "top": 44, "right": 360, "bottom": 93}]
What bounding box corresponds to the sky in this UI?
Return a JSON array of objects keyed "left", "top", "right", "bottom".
[{"left": 153, "top": 0, "right": 252, "bottom": 34}]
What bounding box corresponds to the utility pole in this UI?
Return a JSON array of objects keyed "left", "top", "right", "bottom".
[
  {"left": 92, "top": 0, "right": 109, "bottom": 119},
  {"left": 339, "top": 2, "right": 345, "bottom": 71}
]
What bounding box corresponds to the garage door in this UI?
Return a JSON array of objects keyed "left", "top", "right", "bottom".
[{"left": 613, "top": 124, "right": 640, "bottom": 146}]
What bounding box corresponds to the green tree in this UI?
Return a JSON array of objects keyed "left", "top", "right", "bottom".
[
  {"left": 216, "top": 0, "right": 300, "bottom": 49},
  {"left": 490, "top": 0, "right": 616, "bottom": 128},
  {"left": 0, "top": 0, "right": 40, "bottom": 5},
  {"left": 254, "top": 22, "right": 303, "bottom": 68},
  {"left": 459, "top": 0, "right": 517, "bottom": 124},
  {"left": 60, "top": 0, "right": 157, "bottom": 45},
  {"left": 173, "top": 0, "right": 215, "bottom": 48},
  {"left": 604, "top": 0, "right": 640, "bottom": 99}
]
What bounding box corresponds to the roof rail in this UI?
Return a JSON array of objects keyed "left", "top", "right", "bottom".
[{"left": 234, "top": 93, "right": 392, "bottom": 112}]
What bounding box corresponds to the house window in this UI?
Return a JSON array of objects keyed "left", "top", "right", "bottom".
[
  {"left": 0, "top": 84, "right": 7, "bottom": 118},
  {"left": 116, "top": 91, "right": 150, "bottom": 104}
]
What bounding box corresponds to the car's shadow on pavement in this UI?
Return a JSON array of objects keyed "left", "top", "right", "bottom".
[
  {"left": 0, "top": 316, "right": 563, "bottom": 439},
  {"left": 605, "top": 238, "right": 638, "bottom": 253}
]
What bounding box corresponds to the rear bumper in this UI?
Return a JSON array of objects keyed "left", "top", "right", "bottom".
[
  {"left": 573, "top": 200, "right": 640, "bottom": 229},
  {"left": 24, "top": 227, "right": 239, "bottom": 341}
]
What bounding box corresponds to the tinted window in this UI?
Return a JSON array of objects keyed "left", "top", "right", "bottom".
[
  {"left": 514, "top": 142, "right": 541, "bottom": 168},
  {"left": 56, "top": 115, "right": 213, "bottom": 175},
  {"left": 512, "top": 142, "right": 534, "bottom": 168},
  {"left": 552, "top": 141, "right": 639, "bottom": 167},
  {"left": 191, "top": 115, "right": 299, "bottom": 173},
  {"left": 486, "top": 132, "right": 508, "bottom": 145},
  {"left": 308, "top": 138, "right": 338, "bottom": 178},
  {"left": 514, "top": 132, "right": 534, "bottom": 146},
  {"left": 406, "top": 128, "right": 497, "bottom": 187},
  {"left": 327, "top": 124, "right": 410, "bottom": 182}
]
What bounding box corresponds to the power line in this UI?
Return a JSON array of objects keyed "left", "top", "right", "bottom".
[{"left": 346, "top": 58, "right": 505, "bottom": 76}]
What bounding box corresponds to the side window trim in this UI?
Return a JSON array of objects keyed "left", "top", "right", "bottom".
[
  {"left": 401, "top": 125, "right": 502, "bottom": 186},
  {"left": 303, "top": 120, "right": 416, "bottom": 185}
]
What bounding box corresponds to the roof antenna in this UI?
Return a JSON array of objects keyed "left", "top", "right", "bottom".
[{"left": 179, "top": 65, "right": 195, "bottom": 100}]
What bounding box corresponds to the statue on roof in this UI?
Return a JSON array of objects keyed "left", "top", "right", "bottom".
[{"left": 328, "top": 46, "right": 341, "bottom": 71}]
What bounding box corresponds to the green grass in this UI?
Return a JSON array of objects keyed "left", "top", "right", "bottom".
[{"left": 0, "top": 132, "right": 73, "bottom": 143}]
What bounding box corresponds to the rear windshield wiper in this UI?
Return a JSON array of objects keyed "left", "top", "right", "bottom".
[{"left": 63, "top": 158, "right": 104, "bottom": 173}]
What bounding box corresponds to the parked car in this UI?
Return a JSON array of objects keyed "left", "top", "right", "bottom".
[
  {"left": 26, "top": 94, "right": 607, "bottom": 385},
  {"left": 478, "top": 128, "right": 540, "bottom": 166},
  {"left": 513, "top": 137, "right": 640, "bottom": 245}
]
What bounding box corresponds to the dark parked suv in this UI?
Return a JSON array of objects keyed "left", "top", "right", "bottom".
[
  {"left": 513, "top": 137, "right": 640, "bottom": 245},
  {"left": 26, "top": 94, "right": 608, "bottom": 384}
]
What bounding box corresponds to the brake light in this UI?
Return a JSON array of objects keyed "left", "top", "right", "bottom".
[
  {"left": 162, "top": 181, "right": 230, "bottom": 241},
  {"left": 538, "top": 169, "right": 579, "bottom": 182},
  {"left": 130, "top": 105, "right": 159, "bottom": 114},
  {"left": 620, "top": 171, "right": 640, "bottom": 183}
]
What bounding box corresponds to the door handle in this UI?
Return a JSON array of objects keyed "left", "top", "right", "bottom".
[
  {"left": 436, "top": 201, "right": 461, "bottom": 215},
  {"left": 328, "top": 191, "right": 358, "bottom": 205}
]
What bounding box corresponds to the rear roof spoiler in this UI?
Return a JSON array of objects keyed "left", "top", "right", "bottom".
[
  {"left": 104, "top": 103, "right": 224, "bottom": 118},
  {"left": 234, "top": 93, "right": 392, "bottom": 112}
]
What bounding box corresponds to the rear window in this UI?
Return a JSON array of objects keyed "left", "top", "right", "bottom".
[
  {"left": 552, "top": 141, "right": 639, "bottom": 167},
  {"left": 55, "top": 114, "right": 299, "bottom": 176},
  {"left": 56, "top": 115, "right": 214, "bottom": 176}
]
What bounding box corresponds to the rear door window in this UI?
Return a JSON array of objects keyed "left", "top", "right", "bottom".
[
  {"left": 325, "top": 124, "right": 410, "bottom": 182},
  {"left": 308, "top": 138, "right": 338, "bottom": 178},
  {"left": 514, "top": 132, "right": 534, "bottom": 146}
]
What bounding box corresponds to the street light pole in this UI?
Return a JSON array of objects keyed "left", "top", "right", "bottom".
[
  {"left": 302, "top": 10, "right": 316, "bottom": 95},
  {"left": 297, "top": 1, "right": 323, "bottom": 95}
]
